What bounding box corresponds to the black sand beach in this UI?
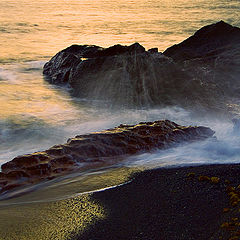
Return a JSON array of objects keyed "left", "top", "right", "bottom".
[{"left": 75, "top": 164, "right": 240, "bottom": 240}]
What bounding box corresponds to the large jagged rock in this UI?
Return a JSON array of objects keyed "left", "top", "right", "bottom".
[
  {"left": 43, "top": 43, "right": 210, "bottom": 108},
  {"left": 43, "top": 21, "right": 240, "bottom": 111},
  {"left": 0, "top": 120, "right": 214, "bottom": 194},
  {"left": 164, "top": 21, "right": 240, "bottom": 62},
  {"left": 43, "top": 43, "right": 147, "bottom": 85},
  {"left": 164, "top": 21, "right": 240, "bottom": 100}
]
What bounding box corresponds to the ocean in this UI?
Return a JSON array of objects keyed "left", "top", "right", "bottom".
[{"left": 1, "top": 0, "right": 240, "bottom": 168}]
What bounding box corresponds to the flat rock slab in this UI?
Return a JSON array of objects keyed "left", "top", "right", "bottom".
[{"left": 0, "top": 120, "right": 214, "bottom": 194}]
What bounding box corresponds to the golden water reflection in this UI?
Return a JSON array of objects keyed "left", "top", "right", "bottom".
[
  {"left": 0, "top": 0, "right": 239, "bottom": 62},
  {"left": 0, "top": 67, "right": 85, "bottom": 125}
]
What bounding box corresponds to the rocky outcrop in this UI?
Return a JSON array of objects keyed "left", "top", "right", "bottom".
[
  {"left": 164, "top": 21, "right": 240, "bottom": 62},
  {"left": 43, "top": 43, "right": 147, "bottom": 85},
  {"left": 43, "top": 21, "right": 240, "bottom": 111},
  {"left": 43, "top": 43, "right": 211, "bottom": 108},
  {"left": 164, "top": 21, "right": 240, "bottom": 100},
  {"left": 0, "top": 120, "right": 214, "bottom": 194}
]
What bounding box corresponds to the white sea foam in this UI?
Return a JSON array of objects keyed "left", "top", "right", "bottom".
[{"left": 127, "top": 118, "right": 240, "bottom": 168}]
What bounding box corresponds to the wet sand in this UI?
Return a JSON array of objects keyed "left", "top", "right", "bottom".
[{"left": 75, "top": 164, "right": 240, "bottom": 240}]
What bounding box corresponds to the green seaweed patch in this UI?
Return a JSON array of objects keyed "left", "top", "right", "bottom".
[
  {"left": 187, "top": 172, "right": 220, "bottom": 184},
  {"left": 226, "top": 186, "right": 240, "bottom": 207},
  {"left": 198, "top": 175, "right": 220, "bottom": 183},
  {"left": 187, "top": 173, "right": 220, "bottom": 184}
]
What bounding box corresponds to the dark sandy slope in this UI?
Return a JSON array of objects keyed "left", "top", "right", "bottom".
[{"left": 74, "top": 164, "right": 240, "bottom": 240}]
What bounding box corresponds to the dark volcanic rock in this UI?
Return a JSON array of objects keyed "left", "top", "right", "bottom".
[
  {"left": 43, "top": 43, "right": 211, "bottom": 108},
  {"left": 164, "top": 21, "right": 240, "bottom": 62},
  {"left": 43, "top": 22, "right": 240, "bottom": 111},
  {"left": 43, "top": 43, "right": 146, "bottom": 84},
  {"left": 43, "top": 45, "right": 102, "bottom": 84},
  {"left": 164, "top": 21, "right": 240, "bottom": 100},
  {"left": 0, "top": 120, "right": 214, "bottom": 194}
]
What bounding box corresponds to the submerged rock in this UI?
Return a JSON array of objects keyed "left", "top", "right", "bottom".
[{"left": 0, "top": 120, "right": 214, "bottom": 194}]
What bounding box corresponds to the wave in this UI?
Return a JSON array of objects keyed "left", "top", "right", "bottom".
[{"left": 128, "top": 119, "right": 240, "bottom": 168}]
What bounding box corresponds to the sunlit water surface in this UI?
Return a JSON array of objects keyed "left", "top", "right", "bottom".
[{"left": 0, "top": 0, "right": 240, "bottom": 206}]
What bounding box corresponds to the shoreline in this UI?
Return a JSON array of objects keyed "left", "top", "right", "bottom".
[
  {"left": 75, "top": 163, "right": 240, "bottom": 240},
  {"left": 1, "top": 163, "right": 240, "bottom": 239}
]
